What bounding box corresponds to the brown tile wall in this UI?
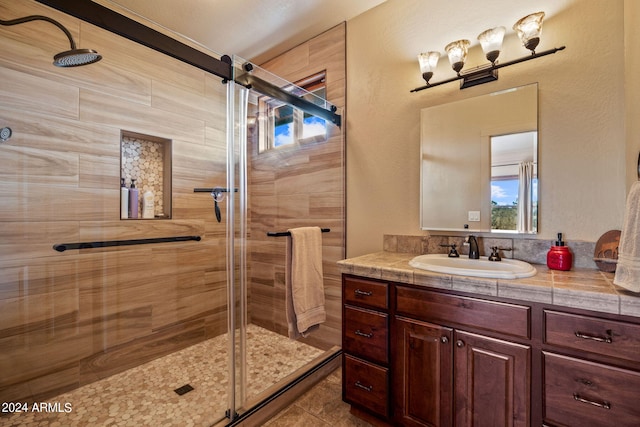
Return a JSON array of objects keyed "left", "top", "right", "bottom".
[
  {"left": 247, "top": 24, "right": 346, "bottom": 350},
  {"left": 0, "top": 0, "right": 228, "bottom": 402}
]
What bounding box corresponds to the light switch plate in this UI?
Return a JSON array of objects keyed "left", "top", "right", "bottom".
[{"left": 468, "top": 211, "right": 480, "bottom": 221}]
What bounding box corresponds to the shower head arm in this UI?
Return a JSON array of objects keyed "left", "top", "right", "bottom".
[{"left": 0, "top": 14, "right": 76, "bottom": 50}]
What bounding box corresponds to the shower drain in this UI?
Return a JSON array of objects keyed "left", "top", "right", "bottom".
[{"left": 174, "top": 384, "right": 194, "bottom": 396}]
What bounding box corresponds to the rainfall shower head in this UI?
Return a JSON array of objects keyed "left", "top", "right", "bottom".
[
  {"left": 54, "top": 48, "right": 101, "bottom": 67},
  {"left": 0, "top": 14, "right": 102, "bottom": 67}
]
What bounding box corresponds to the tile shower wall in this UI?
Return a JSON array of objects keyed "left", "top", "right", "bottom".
[
  {"left": 0, "top": 0, "right": 228, "bottom": 404},
  {"left": 247, "top": 24, "right": 346, "bottom": 350}
]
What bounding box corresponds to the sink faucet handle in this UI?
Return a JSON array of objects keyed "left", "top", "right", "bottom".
[{"left": 440, "top": 243, "right": 460, "bottom": 258}]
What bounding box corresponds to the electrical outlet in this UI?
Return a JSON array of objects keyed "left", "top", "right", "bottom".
[{"left": 468, "top": 211, "right": 480, "bottom": 222}]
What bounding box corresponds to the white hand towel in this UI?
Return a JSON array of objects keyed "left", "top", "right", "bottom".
[
  {"left": 285, "top": 226, "right": 326, "bottom": 339},
  {"left": 614, "top": 181, "right": 640, "bottom": 292}
]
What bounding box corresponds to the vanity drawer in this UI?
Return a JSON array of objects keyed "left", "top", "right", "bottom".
[
  {"left": 395, "top": 286, "right": 530, "bottom": 339},
  {"left": 544, "top": 310, "right": 640, "bottom": 363},
  {"left": 344, "top": 276, "right": 388, "bottom": 310},
  {"left": 344, "top": 305, "right": 388, "bottom": 364},
  {"left": 543, "top": 352, "right": 640, "bottom": 427},
  {"left": 344, "top": 354, "right": 389, "bottom": 418}
]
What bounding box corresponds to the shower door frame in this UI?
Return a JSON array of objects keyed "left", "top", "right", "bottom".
[{"left": 225, "top": 77, "right": 250, "bottom": 421}]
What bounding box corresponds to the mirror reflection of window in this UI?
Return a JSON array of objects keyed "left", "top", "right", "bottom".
[{"left": 490, "top": 131, "right": 538, "bottom": 233}]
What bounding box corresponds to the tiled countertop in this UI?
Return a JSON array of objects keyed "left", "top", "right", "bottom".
[{"left": 338, "top": 251, "right": 640, "bottom": 318}]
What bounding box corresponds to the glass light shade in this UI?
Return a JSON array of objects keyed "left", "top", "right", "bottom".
[
  {"left": 445, "top": 39, "right": 470, "bottom": 74},
  {"left": 513, "top": 11, "right": 545, "bottom": 52},
  {"left": 477, "top": 26, "right": 506, "bottom": 64},
  {"left": 418, "top": 51, "right": 440, "bottom": 83}
]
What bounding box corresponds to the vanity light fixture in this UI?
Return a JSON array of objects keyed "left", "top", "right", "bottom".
[{"left": 411, "top": 11, "right": 565, "bottom": 92}]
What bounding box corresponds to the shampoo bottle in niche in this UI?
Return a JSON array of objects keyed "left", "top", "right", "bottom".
[
  {"left": 120, "top": 178, "right": 129, "bottom": 219},
  {"left": 547, "top": 232, "right": 573, "bottom": 271},
  {"left": 142, "top": 190, "right": 154, "bottom": 219},
  {"left": 129, "top": 179, "right": 139, "bottom": 219}
]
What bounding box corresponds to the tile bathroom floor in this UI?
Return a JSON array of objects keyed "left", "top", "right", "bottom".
[
  {"left": 264, "top": 367, "right": 372, "bottom": 427},
  {"left": 2, "top": 325, "right": 327, "bottom": 427}
]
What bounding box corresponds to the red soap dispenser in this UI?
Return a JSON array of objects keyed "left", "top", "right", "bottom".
[{"left": 547, "top": 233, "right": 573, "bottom": 271}]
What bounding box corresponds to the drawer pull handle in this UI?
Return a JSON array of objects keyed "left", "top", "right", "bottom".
[
  {"left": 573, "top": 393, "right": 611, "bottom": 410},
  {"left": 355, "top": 381, "right": 373, "bottom": 392},
  {"left": 354, "top": 329, "right": 373, "bottom": 338},
  {"left": 575, "top": 331, "right": 613, "bottom": 343},
  {"left": 354, "top": 289, "right": 373, "bottom": 297}
]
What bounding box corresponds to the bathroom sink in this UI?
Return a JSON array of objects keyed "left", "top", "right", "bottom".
[{"left": 409, "top": 254, "right": 537, "bottom": 279}]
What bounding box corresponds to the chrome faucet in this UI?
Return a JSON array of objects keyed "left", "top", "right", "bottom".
[{"left": 467, "top": 235, "right": 479, "bottom": 259}]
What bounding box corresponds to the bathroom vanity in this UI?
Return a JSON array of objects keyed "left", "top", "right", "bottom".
[{"left": 339, "top": 252, "right": 640, "bottom": 427}]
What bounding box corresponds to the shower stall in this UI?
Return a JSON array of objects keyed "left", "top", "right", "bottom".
[{"left": 0, "top": 1, "right": 344, "bottom": 426}]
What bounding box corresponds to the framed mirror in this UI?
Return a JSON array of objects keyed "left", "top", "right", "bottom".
[{"left": 420, "top": 83, "right": 538, "bottom": 233}]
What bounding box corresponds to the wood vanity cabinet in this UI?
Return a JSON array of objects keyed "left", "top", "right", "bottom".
[
  {"left": 542, "top": 310, "right": 640, "bottom": 426},
  {"left": 341, "top": 273, "right": 640, "bottom": 427},
  {"left": 393, "top": 284, "right": 530, "bottom": 427},
  {"left": 342, "top": 275, "right": 391, "bottom": 420}
]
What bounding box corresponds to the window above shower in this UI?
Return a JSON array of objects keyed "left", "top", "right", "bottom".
[{"left": 256, "top": 71, "right": 329, "bottom": 153}]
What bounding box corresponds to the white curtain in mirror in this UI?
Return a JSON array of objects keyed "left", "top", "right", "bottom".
[{"left": 517, "top": 161, "right": 534, "bottom": 233}]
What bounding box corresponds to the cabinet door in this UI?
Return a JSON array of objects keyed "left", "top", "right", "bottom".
[
  {"left": 393, "top": 316, "right": 453, "bottom": 427},
  {"left": 454, "top": 330, "right": 530, "bottom": 427}
]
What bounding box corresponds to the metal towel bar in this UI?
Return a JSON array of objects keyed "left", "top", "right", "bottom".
[
  {"left": 267, "top": 228, "right": 330, "bottom": 237},
  {"left": 53, "top": 235, "right": 201, "bottom": 252}
]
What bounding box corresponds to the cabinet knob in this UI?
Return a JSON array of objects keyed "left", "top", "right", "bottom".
[
  {"left": 456, "top": 340, "right": 465, "bottom": 348},
  {"left": 441, "top": 336, "right": 449, "bottom": 344}
]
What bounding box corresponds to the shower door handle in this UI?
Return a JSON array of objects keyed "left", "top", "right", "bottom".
[
  {"left": 211, "top": 187, "right": 225, "bottom": 223},
  {"left": 214, "top": 200, "right": 221, "bottom": 222}
]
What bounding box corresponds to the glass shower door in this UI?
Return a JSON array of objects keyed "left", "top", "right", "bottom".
[
  {"left": 0, "top": 1, "right": 232, "bottom": 425},
  {"left": 226, "top": 58, "right": 344, "bottom": 421}
]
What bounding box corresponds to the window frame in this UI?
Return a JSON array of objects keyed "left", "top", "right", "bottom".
[{"left": 257, "top": 71, "right": 328, "bottom": 153}]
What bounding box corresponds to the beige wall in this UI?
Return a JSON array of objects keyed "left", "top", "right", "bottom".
[
  {"left": 346, "top": 0, "right": 630, "bottom": 257},
  {"left": 625, "top": 0, "right": 640, "bottom": 189}
]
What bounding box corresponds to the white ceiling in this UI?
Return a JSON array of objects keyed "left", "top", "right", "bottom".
[{"left": 103, "top": 0, "right": 387, "bottom": 64}]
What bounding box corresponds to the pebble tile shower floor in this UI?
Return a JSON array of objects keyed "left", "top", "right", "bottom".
[{"left": 2, "top": 325, "right": 324, "bottom": 427}]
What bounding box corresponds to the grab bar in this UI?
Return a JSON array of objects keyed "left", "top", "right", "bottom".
[
  {"left": 53, "top": 235, "right": 201, "bottom": 252},
  {"left": 267, "top": 228, "right": 330, "bottom": 237},
  {"left": 193, "top": 188, "right": 237, "bottom": 193}
]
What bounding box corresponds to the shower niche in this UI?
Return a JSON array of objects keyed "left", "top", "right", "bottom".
[{"left": 120, "top": 130, "right": 172, "bottom": 219}]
